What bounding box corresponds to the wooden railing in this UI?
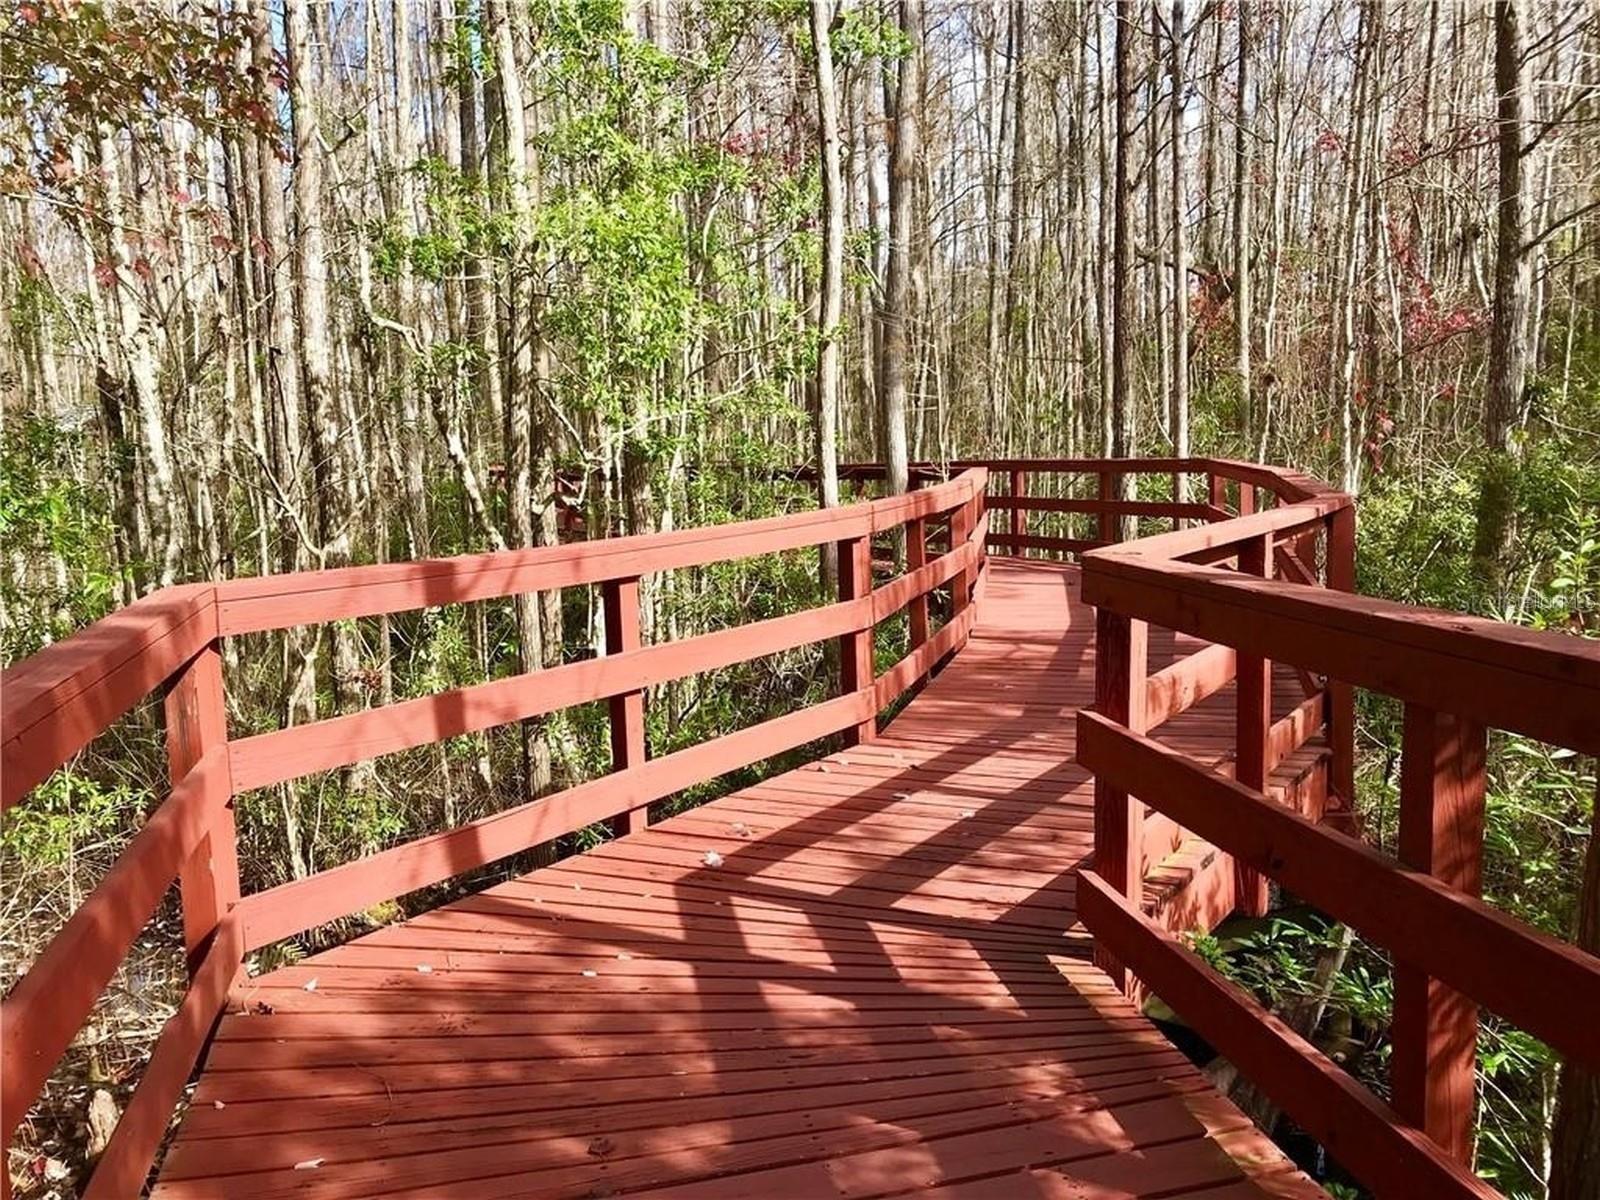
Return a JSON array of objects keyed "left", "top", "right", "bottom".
[
  {"left": 1073, "top": 463, "right": 1600, "bottom": 1199},
  {"left": 0, "top": 469, "right": 988, "bottom": 1197},
  {"left": 6, "top": 454, "right": 1597, "bottom": 1200}
]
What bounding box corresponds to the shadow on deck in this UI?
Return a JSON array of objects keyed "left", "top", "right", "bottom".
[{"left": 153, "top": 560, "right": 1326, "bottom": 1199}]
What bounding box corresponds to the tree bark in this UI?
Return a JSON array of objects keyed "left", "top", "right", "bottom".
[
  {"left": 878, "top": 0, "right": 920, "bottom": 499},
  {"left": 1170, "top": 0, "right": 1190, "bottom": 482},
  {"left": 1472, "top": 0, "right": 1532, "bottom": 593},
  {"left": 1110, "top": 0, "right": 1135, "bottom": 530},
  {"left": 811, "top": 0, "right": 844, "bottom": 591}
]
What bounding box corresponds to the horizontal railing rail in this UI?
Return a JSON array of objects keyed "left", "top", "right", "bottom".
[
  {"left": 0, "top": 468, "right": 988, "bottom": 1197},
  {"left": 1073, "top": 460, "right": 1600, "bottom": 1199}
]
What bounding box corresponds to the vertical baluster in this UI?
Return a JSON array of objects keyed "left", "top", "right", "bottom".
[
  {"left": 165, "top": 640, "right": 238, "bottom": 973},
  {"left": 1238, "top": 481, "right": 1257, "bottom": 515},
  {"left": 906, "top": 516, "right": 929, "bottom": 650},
  {"left": 1234, "top": 532, "right": 1273, "bottom": 917},
  {"left": 1092, "top": 609, "right": 1148, "bottom": 993},
  {"left": 839, "top": 534, "right": 876, "bottom": 745},
  {"left": 1393, "top": 703, "right": 1486, "bottom": 1164},
  {"left": 950, "top": 498, "right": 974, "bottom": 618},
  {"left": 1009, "top": 469, "right": 1025, "bottom": 553},
  {"left": 1326, "top": 505, "right": 1357, "bottom": 815},
  {"left": 1208, "top": 471, "right": 1227, "bottom": 516},
  {"left": 604, "top": 577, "right": 648, "bottom": 835},
  {"left": 1097, "top": 471, "right": 1119, "bottom": 545}
]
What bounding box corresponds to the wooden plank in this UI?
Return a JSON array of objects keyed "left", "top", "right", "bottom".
[
  {"left": 1091, "top": 606, "right": 1147, "bottom": 991},
  {"left": 993, "top": 495, "right": 1215, "bottom": 520},
  {"left": 985, "top": 533, "right": 1101, "bottom": 555},
  {"left": 82, "top": 914, "right": 242, "bottom": 1199},
  {"left": 1144, "top": 643, "right": 1236, "bottom": 730},
  {"left": 838, "top": 534, "right": 876, "bottom": 746},
  {"left": 905, "top": 515, "right": 930, "bottom": 649},
  {"left": 1235, "top": 532, "right": 1273, "bottom": 917},
  {"left": 1, "top": 584, "right": 216, "bottom": 809},
  {"left": 235, "top": 690, "right": 875, "bottom": 949},
  {"left": 1392, "top": 704, "right": 1486, "bottom": 1164},
  {"left": 0, "top": 747, "right": 231, "bottom": 1148},
  {"left": 603, "top": 577, "right": 648, "bottom": 836},
  {"left": 1076, "top": 869, "right": 1499, "bottom": 1200},
  {"left": 228, "top": 593, "right": 870, "bottom": 792},
  {"left": 1077, "top": 710, "right": 1600, "bottom": 1067},
  {"left": 164, "top": 640, "right": 238, "bottom": 966},
  {"left": 1325, "top": 505, "right": 1357, "bottom": 814},
  {"left": 215, "top": 471, "right": 985, "bottom": 634}
]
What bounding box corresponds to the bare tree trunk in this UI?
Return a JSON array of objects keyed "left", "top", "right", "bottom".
[
  {"left": 288, "top": 0, "right": 362, "bottom": 732},
  {"left": 1550, "top": 778, "right": 1600, "bottom": 1200},
  {"left": 811, "top": 0, "right": 844, "bottom": 591},
  {"left": 879, "top": 0, "right": 920, "bottom": 499},
  {"left": 487, "top": 0, "right": 552, "bottom": 797},
  {"left": 1232, "top": 0, "right": 1253, "bottom": 445},
  {"left": 1170, "top": 0, "right": 1190, "bottom": 482},
  {"left": 1473, "top": 0, "right": 1531, "bottom": 592},
  {"left": 1110, "top": 0, "right": 1135, "bottom": 531}
]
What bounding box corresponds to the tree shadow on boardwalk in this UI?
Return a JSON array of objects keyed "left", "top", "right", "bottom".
[{"left": 154, "top": 559, "right": 1315, "bottom": 1199}]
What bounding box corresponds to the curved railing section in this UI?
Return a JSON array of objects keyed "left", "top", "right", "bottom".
[
  {"left": 0, "top": 469, "right": 988, "bottom": 1197},
  {"left": 1068, "top": 462, "right": 1600, "bottom": 1200}
]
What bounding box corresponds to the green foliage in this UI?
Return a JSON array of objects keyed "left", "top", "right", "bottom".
[
  {"left": 3, "top": 1, "right": 274, "bottom": 191},
  {"left": 0, "top": 417, "right": 117, "bottom": 659},
  {"left": 0, "top": 769, "right": 146, "bottom": 866}
]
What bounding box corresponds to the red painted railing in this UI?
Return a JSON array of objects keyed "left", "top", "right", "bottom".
[
  {"left": 1071, "top": 462, "right": 1600, "bottom": 1199},
  {"left": 0, "top": 469, "right": 988, "bottom": 1197},
  {"left": 5, "top": 456, "right": 1598, "bottom": 1199}
]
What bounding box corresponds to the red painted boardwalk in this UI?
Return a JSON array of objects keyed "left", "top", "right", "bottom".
[{"left": 151, "top": 559, "right": 1325, "bottom": 1199}]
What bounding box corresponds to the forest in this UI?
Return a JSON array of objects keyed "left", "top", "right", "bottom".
[{"left": 1, "top": 0, "right": 1597, "bottom": 1196}]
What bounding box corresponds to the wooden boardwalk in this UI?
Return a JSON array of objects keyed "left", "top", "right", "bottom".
[{"left": 152, "top": 559, "right": 1325, "bottom": 1199}]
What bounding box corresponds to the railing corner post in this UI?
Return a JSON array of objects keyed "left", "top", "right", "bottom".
[
  {"left": 1091, "top": 607, "right": 1148, "bottom": 995},
  {"left": 1234, "top": 532, "right": 1274, "bottom": 918},
  {"left": 1326, "top": 505, "right": 1357, "bottom": 815},
  {"left": 1392, "top": 702, "right": 1486, "bottom": 1165},
  {"left": 165, "top": 638, "right": 239, "bottom": 974},
  {"left": 839, "top": 533, "right": 876, "bottom": 746},
  {"left": 1009, "top": 469, "right": 1025, "bottom": 551},
  {"left": 906, "top": 516, "right": 929, "bottom": 650},
  {"left": 603, "top": 576, "right": 648, "bottom": 836},
  {"left": 1097, "top": 471, "right": 1118, "bottom": 545}
]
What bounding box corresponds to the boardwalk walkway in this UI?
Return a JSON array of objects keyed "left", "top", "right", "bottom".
[{"left": 151, "top": 559, "right": 1326, "bottom": 1199}]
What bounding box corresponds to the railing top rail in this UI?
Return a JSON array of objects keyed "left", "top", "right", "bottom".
[
  {"left": 1, "top": 469, "right": 988, "bottom": 810},
  {"left": 1080, "top": 473, "right": 1600, "bottom": 754}
]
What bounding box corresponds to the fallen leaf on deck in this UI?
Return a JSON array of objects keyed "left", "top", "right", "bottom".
[
  {"left": 293, "top": 1158, "right": 324, "bottom": 1171},
  {"left": 587, "top": 1136, "right": 615, "bottom": 1158},
  {"left": 703, "top": 850, "right": 724, "bottom": 868},
  {"left": 302, "top": 978, "right": 318, "bottom": 992}
]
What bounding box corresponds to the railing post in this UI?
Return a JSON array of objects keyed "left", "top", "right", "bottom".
[
  {"left": 906, "top": 515, "right": 929, "bottom": 650},
  {"left": 1326, "top": 505, "right": 1357, "bottom": 816},
  {"left": 1097, "top": 471, "right": 1119, "bottom": 545},
  {"left": 165, "top": 640, "right": 238, "bottom": 973},
  {"left": 950, "top": 498, "right": 973, "bottom": 618},
  {"left": 1009, "top": 469, "right": 1025, "bottom": 552},
  {"left": 1238, "top": 482, "right": 1256, "bottom": 515},
  {"left": 1392, "top": 703, "right": 1486, "bottom": 1165},
  {"left": 839, "top": 533, "right": 876, "bottom": 745},
  {"left": 603, "top": 577, "right": 648, "bottom": 835},
  {"left": 1092, "top": 608, "right": 1148, "bottom": 994},
  {"left": 1234, "top": 533, "right": 1273, "bottom": 917},
  {"left": 1207, "top": 471, "right": 1227, "bottom": 515}
]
